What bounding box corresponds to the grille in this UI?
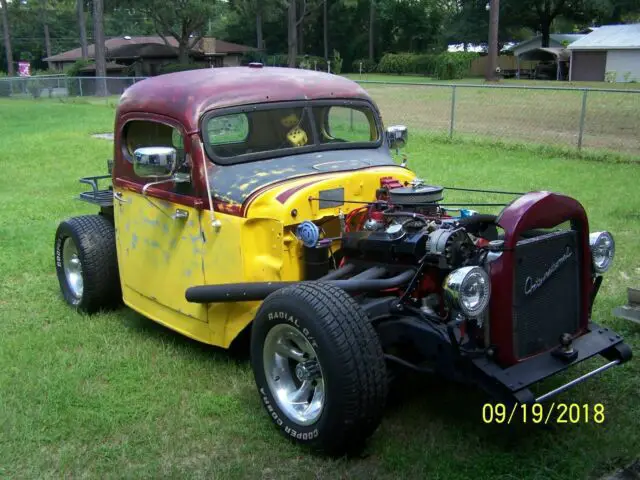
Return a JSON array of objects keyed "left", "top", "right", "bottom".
[{"left": 513, "top": 230, "right": 581, "bottom": 358}]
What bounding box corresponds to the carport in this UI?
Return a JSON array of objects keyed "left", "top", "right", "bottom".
[{"left": 516, "top": 47, "right": 570, "bottom": 80}]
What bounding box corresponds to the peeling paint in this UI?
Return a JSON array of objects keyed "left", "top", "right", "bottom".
[
  {"left": 143, "top": 217, "right": 160, "bottom": 226},
  {"left": 208, "top": 148, "right": 396, "bottom": 206},
  {"left": 131, "top": 233, "right": 138, "bottom": 249},
  {"left": 144, "top": 239, "right": 161, "bottom": 249}
]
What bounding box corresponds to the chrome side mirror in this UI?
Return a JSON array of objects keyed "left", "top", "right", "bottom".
[
  {"left": 133, "top": 146, "right": 177, "bottom": 178},
  {"left": 385, "top": 125, "right": 408, "bottom": 150}
]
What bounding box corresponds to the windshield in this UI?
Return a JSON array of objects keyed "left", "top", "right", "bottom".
[{"left": 201, "top": 101, "right": 382, "bottom": 165}]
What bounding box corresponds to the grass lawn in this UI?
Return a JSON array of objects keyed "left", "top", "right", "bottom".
[
  {"left": 343, "top": 73, "right": 640, "bottom": 90},
  {"left": 1, "top": 99, "right": 639, "bottom": 479}
]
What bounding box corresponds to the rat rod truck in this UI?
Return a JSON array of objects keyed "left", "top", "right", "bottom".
[{"left": 54, "top": 66, "right": 631, "bottom": 454}]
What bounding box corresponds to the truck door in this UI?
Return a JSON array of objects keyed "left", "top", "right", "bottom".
[{"left": 113, "top": 118, "right": 208, "bottom": 326}]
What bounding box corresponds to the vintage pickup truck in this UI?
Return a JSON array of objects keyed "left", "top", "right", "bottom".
[{"left": 54, "top": 65, "right": 632, "bottom": 454}]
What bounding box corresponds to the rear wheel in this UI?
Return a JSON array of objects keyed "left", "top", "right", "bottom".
[
  {"left": 54, "top": 214, "right": 121, "bottom": 314},
  {"left": 250, "top": 282, "right": 387, "bottom": 455}
]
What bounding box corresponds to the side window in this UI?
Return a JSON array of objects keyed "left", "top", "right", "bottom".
[
  {"left": 206, "top": 114, "right": 249, "bottom": 145},
  {"left": 325, "top": 107, "right": 375, "bottom": 143},
  {"left": 123, "top": 120, "right": 187, "bottom": 169},
  {"left": 123, "top": 120, "right": 192, "bottom": 194}
]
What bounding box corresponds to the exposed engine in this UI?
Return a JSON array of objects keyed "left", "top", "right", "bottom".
[{"left": 338, "top": 181, "right": 496, "bottom": 271}]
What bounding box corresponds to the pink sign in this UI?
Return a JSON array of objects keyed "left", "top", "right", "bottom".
[{"left": 18, "top": 61, "right": 31, "bottom": 77}]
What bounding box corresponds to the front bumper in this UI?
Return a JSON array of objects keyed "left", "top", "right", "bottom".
[{"left": 472, "top": 322, "right": 632, "bottom": 404}]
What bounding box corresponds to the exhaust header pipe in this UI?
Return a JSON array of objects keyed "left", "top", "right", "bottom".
[{"left": 185, "top": 269, "right": 415, "bottom": 304}]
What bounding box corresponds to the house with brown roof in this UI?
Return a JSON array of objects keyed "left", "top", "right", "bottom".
[{"left": 44, "top": 36, "right": 258, "bottom": 76}]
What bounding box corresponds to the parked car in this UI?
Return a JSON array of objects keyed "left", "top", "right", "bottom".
[{"left": 54, "top": 65, "right": 632, "bottom": 454}]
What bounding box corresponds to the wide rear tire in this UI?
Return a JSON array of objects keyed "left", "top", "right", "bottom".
[
  {"left": 250, "top": 282, "right": 387, "bottom": 455},
  {"left": 54, "top": 214, "right": 121, "bottom": 314}
]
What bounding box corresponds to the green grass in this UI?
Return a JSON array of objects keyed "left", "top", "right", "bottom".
[
  {"left": 343, "top": 73, "right": 640, "bottom": 90},
  {"left": 1, "top": 99, "right": 639, "bottom": 479}
]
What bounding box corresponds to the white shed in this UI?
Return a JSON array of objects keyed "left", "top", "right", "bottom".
[{"left": 568, "top": 24, "right": 640, "bottom": 82}]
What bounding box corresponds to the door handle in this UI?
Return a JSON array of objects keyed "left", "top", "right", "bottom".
[
  {"left": 172, "top": 208, "right": 189, "bottom": 220},
  {"left": 113, "top": 191, "right": 130, "bottom": 203}
]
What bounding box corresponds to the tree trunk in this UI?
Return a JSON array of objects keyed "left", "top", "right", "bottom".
[
  {"left": 93, "top": 0, "right": 107, "bottom": 96},
  {"left": 256, "top": 0, "right": 264, "bottom": 50},
  {"left": 178, "top": 41, "right": 190, "bottom": 64},
  {"left": 287, "top": 0, "right": 297, "bottom": 67},
  {"left": 298, "top": 0, "right": 304, "bottom": 55},
  {"left": 1, "top": 0, "right": 15, "bottom": 76},
  {"left": 368, "top": 0, "right": 374, "bottom": 61},
  {"left": 77, "top": 0, "right": 89, "bottom": 59},
  {"left": 43, "top": 23, "right": 53, "bottom": 70},
  {"left": 323, "top": 0, "right": 328, "bottom": 60},
  {"left": 485, "top": 0, "right": 500, "bottom": 81},
  {"left": 39, "top": 0, "right": 52, "bottom": 69},
  {"left": 540, "top": 18, "right": 550, "bottom": 47}
]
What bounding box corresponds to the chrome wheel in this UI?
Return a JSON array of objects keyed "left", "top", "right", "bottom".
[
  {"left": 263, "top": 324, "right": 325, "bottom": 426},
  {"left": 62, "top": 237, "right": 83, "bottom": 299}
]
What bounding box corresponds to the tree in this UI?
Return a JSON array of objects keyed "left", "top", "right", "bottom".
[
  {"left": 323, "top": 0, "right": 328, "bottom": 59},
  {"left": 286, "top": 0, "right": 324, "bottom": 66},
  {"left": 256, "top": 0, "right": 263, "bottom": 49},
  {"left": 131, "top": 0, "right": 217, "bottom": 64},
  {"left": 39, "top": 0, "right": 53, "bottom": 69},
  {"left": 77, "top": 0, "right": 88, "bottom": 59},
  {"left": 501, "top": 0, "right": 640, "bottom": 47},
  {"left": 368, "top": 0, "right": 374, "bottom": 60},
  {"left": 1, "top": 0, "right": 14, "bottom": 75},
  {"left": 287, "top": 0, "right": 297, "bottom": 65},
  {"left": 93, "top": 0, "right": 107, "bottom": 96}
]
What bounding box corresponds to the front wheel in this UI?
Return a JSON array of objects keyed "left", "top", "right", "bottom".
[{"left": 250, "top": 282, "right": 388, "bottom": 455}]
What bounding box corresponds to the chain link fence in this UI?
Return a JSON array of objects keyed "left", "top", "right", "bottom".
[
  {"left": 360, "top": 81, "right": 640, "bottom": 157},
  {"left": 0, "top": 75, "right": 143, "bottom": 99},
  {"left": 1, "top": 75, "right": 638, "bottom": 158}
]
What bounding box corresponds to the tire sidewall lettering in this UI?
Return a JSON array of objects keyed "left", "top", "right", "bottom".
[
  {"left": 266, "top": 311, "right": 319, "bottom": 349},
  {"left": 256, "top": 312, "right": 324, "bottom": 443}
]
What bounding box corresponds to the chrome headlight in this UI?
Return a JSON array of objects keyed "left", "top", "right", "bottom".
[
  {"left": 444, "top": 266, "right": 491, "bottom": 318},
  {"left": 589, "top": 231, "right": 615, "bottom": 273}
]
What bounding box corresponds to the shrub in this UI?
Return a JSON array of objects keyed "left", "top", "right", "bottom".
[
  {"left": 265, "top": 54, "right": 329, "bottom": 70},
  {"left": 378, "top": 53, "right": 418, "bottom": 75},
  {"left": 65, "top": 59, "right": 92, "bottom": 77},
  {"left": 377, "top": 51, "right": 477, "bottom": 79},
  {"left": 432, "top": 52, "right": 478, "bottom": 80},
  {"left": 0, "top": 72, "right": 11, "bottom": 97},
  {"left": 27, "top": 77, "right": 43, "bottom": 98},
  {"left": 352, "top": 58, "right": 377, "bottom": 73},
  {"left": 158, "top": 63, "right": 209, "bottom": 74}
]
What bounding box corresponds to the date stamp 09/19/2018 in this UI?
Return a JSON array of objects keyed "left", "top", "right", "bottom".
[{"left": 482, "top": 403, "right": 606, "bottom": 425}]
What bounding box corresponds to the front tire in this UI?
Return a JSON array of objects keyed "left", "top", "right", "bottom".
[
  {"left": 250, "top": 282, "right": 387, "bottom": 455},
  {"left": 54, "top": 214, "right": 121, "bottom": 314}
]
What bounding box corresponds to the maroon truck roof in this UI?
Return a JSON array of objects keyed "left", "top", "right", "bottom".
[{"left": 117, "top": 66, "right": 376, "bottom": 133}]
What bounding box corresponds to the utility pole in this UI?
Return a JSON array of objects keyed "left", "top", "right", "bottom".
[{"left": 486, "top": 0, "right": 500, "bottom": 82}]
